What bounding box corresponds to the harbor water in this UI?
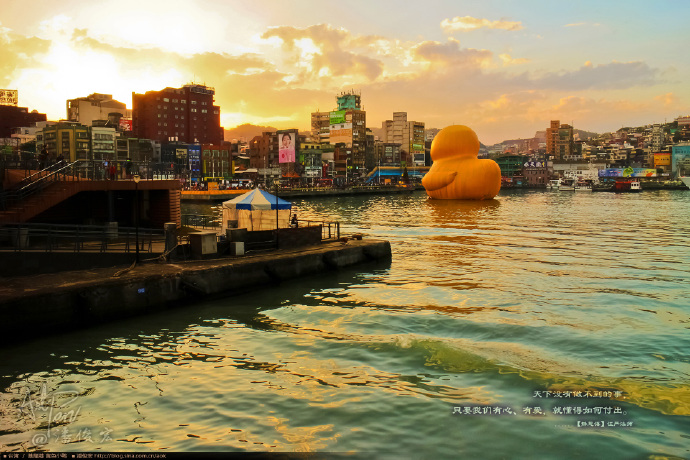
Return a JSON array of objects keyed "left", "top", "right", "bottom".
[{"left": 1, "top": 190, "right": 689, "bottom": 458}]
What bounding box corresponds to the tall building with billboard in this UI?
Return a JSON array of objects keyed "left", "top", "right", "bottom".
[
  {"left": 327, "top": 91, "right": 366, "bottom": 180},
  {"left": 132, "top": 83, "right": 222, "bottom": 145},
  {"left": 380, "top": 112, "right": 425, "bottom": 166}
]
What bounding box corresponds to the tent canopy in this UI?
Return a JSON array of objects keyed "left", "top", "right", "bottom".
[
  {"left": 221, "top": 188, "right": 292, "bottom": 231},
  {"left": 223, "top": 188, "right": 292, "bottom": 211}
]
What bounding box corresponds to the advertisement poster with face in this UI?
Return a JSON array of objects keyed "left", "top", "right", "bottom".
[{"left": 279, "top": 132, "right": 295, "bottom": 163}]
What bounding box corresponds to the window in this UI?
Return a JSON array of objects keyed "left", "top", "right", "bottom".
[
  {"left": 163, "top": 98, "right": 169, "bottom": 102},
  {"left": 181, "top": 99, "right": 186, "bottom": 104},
  {"left": 191, "top": 100, "right": 197, "bottom": 105},
  {"left": 191, "top": 108, "right": 197, "bottom": 113},
  {"left": 173, "top": 99, "right": 178, "bottom": 103},
  {"left": 201, "top": 109, "right": 207, "bottom": 113}
]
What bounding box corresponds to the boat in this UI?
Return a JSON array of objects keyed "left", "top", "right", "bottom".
[
  {"left": 680, "top": 176, "right": 690, "bottom": 190},
  {"left": 548, "top": 179, "right": 561, "bottom": 190},
  {"left": 559, "top": 178, "right": 592, "bottom": 191},
  {"left": 613, "top": 179, "right": 642, "bottom": 193}
]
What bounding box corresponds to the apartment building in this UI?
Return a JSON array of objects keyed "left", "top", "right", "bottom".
[{"left": 132, "top": 84, "right": 222, "bottom": 145}]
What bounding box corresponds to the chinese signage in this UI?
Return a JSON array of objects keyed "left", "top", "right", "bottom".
[
  {"left": 175, "top": 148, "right": 187, "bottom": 158},
  {"left": 523, "top": 161, "right": 545, "bottom": 168},
  {"left": 0, "top": 89, "right": 18, "bottom": 106}
]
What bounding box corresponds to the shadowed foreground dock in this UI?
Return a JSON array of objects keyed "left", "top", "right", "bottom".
[{"left": 0, "top": 239, "right": 391, "bottom": 345}]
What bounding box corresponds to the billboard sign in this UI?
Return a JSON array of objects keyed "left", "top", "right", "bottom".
[
  {"left": 119, "top": 118, "right": 133, "bottom": 131},
  {"left": 329, "top": 111, "right": 346, "bottom": 125},
  {"left": 278, "top": 131, "right": 296, "bottom": 163},
  {"left": 599, "top": 168, "right": 657, "bottom": 178},
  {"left": 0, "top": 89, "right": 18, "bottom": 106},
  {"left": 176, "top": 148, "right": 187, "bottom": 158}
]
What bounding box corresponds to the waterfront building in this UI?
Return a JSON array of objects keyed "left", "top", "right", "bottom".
[
  {"left": 551, "top": 161, "right": 606, "bottom": 180},
  {"left": 496, "top": 154, "right": 528, "bottom": 178},
  {"left": 327, "top": 91, "right": 367, "bottom": 179},
  {"left": 650, "top": 124, "right": 666, "bottom": 153},
  {"left": 132, "top": 83, "right": 222, "bottom": 145},
  {"left": 114, "top": 137, "right": 160, "bottom": 163},
  {"left": 36, "top": 121, "right": 90, "bottom": 162},
  {"left": 310, "top": 111, "right": 330, "bottom": 143},
  {"left": 66, "top": 93, "right": 131, "bottom": 128},
  {"left": 522, "top": 160, "right": 552, "bottom": 187},
  {"left": 671, "top": 144, "right": 690, "bottom": 176},
  {"left": 654, "top": 152, "right": 672, "bottom": 173},
  {"left": 0, "top": 104, "right": 47, "bottom": 139},
  {"left": 546, "top": 120, "right": 574, "bottom": 160},
  {"left": 380, "top": 112, "right": 425, "bottom": 166},
  {"left": 89, "top": 122, "right": 117, "bottom": 161},
  {"left": 10, "top": 121, "right": 56, "bottom": 151},
  {"left": 298, "top": 142, "right": 324, "bottom": 182},
  {"left": 201, "top": 144, "right": 232, "bottom": 180},
  {"left": 374, "top": 141, "right": 403, "bottom": 167}
]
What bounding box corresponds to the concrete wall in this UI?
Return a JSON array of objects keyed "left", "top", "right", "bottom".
[{"left": 0, "top": 240, "right": 392, "bottom": 344}]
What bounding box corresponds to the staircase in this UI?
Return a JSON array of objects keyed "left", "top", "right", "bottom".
[
  {"left": 0, "top": 181, "right": 82, "bottom": 225},
  {"left": 0, "top": 162, "right": 84, "bottom": 225}
]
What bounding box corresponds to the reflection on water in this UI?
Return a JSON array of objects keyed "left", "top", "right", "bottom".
[{"left": 1, "top": 190, "right": 689, "bottom": 458}]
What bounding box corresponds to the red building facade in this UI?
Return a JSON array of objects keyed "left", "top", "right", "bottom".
[
  {"left": 0, "top": 105, "right": 47, "bottom": 138},
  {"left": 132, "top": 84, "right": 222, "bottom": 145}
]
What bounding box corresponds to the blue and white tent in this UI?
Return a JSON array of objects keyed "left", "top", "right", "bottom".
[{"left": 222, "top": 188, "right": 292, "bottom": 231}]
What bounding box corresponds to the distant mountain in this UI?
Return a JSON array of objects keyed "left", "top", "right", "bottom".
[{"left": 224, "top": 124, "right": 276, "bottom": 142}]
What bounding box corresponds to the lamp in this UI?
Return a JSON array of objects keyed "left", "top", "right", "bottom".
[{"left": 133, "top": 174, "right": 140, "bottom": 264}]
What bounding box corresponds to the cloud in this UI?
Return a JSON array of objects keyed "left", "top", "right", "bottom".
[
  {"left": 441, "top": 16, "right": 523, "bottom": 33},
  {"left": 499, "top": 54, "right": 530, "bottom": 67},
  {"left": 537, "top": 61, "right": 659, "bottom": 91},
  {"left": 654, "top": 92, "right": 678, "bottom": 108},
  {"left": 0, "top": 28, "right": 52, "bottom": 87},
  {"left": 261, "top": 24, "right": 384, "bottom": 83},
  {"left": 412, "top": 39, "right": 493, "bottom": 70}
]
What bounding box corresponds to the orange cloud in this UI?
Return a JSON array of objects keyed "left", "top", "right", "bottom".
[{"left": 441, "top": 16, "right": 523, "bottom": 33}]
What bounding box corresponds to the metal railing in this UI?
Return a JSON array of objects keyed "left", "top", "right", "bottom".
[
  {"left": 0, "top": 222, "right": 165, "bottom": 253},
  {"left": 295, "top": 219, "right": 340, "bottom": 241},
  {"left": 181, "top": 214, "right": 221, "bottom": 229}
]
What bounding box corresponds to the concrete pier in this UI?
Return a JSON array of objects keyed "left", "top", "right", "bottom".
[{"left": 0, "top": 239, "right": 391, "bottom": 345}]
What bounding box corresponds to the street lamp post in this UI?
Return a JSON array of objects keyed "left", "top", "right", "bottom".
[{"left": 133, "top": 174, "right": 140, "bottom": 264}]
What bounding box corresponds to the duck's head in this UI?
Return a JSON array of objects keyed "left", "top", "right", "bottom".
[{"left": 430, "top": 125, "right": 480, "bottom": 161}]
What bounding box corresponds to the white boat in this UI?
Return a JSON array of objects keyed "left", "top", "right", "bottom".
[
  {"left": 559, "top": 178, "right": 592, "bottom": 191},
  {"left": 680, "top": 176, "right": 690, "bottom": 190},
  {"left": 548, "top": 179, "right": 561, "bottom": 190}
]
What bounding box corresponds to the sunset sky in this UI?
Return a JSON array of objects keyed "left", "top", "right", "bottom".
[{"left": 2, "top": 0, "right": 688, "bottom": 144}]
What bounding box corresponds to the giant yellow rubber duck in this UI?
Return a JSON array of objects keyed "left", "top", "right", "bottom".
[{"left": 422, "top": 125, "right": 501, "bottom": 200}]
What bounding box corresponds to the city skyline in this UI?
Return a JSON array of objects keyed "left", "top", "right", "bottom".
[{"left": 2, "top": 0, "right": 688, "bottom": 145}]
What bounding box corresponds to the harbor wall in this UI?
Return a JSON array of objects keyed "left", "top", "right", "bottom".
[{"left": 0, "top": 239, "right": 391, "bottom": 345}]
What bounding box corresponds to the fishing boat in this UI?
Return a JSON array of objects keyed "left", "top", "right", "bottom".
[
  {"left": 613, "top": 179, "right": 642, "bottom": 193},
  {"left": 680, "top": 176, "right": 690, "bottom": 190}
]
